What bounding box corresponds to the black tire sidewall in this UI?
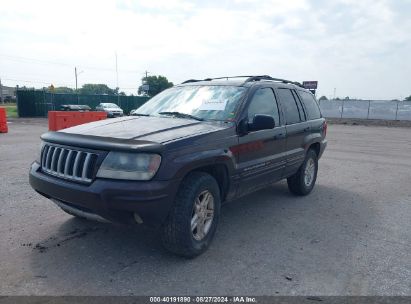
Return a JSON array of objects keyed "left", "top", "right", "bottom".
[{"left": 162, "top": 172, "right": 221, "bottom": 257}]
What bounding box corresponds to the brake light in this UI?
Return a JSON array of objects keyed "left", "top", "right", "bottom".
[{"left": 323, "top": 120, "right": 328, "bottom": 137}]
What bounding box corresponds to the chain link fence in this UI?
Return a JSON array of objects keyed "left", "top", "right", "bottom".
[{"left": 319, "top": 99, "right": 411, "bottom": 121}]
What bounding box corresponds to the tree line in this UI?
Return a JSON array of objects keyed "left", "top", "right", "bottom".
[{"left": 45, "top": 75, "right": 173, "bottom": 97}]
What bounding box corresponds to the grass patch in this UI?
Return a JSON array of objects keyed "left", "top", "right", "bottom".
[{"left": 1, "top": 103, "right": 18, "bottom": 118}]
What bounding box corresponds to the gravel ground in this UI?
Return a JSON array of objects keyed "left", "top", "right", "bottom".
[{"left": 0, "top": 119, "right": 410, "bottom": 296}]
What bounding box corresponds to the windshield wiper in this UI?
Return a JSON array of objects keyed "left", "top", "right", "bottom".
[{"left": 158, "top": 111, "right": 204, "bottom": 121}]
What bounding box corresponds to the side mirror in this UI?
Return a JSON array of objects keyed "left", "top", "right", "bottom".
[{"left": 248, "top": 114, "right": 275, "bottom": 132}]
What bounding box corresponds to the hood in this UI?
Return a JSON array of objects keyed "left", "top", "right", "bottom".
[{"left": 59, "top": 116, "right": 231, "bottom": 144}]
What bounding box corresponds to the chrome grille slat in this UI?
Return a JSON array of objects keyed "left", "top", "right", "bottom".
[
  {"left": 73, "top": 151, "right": 82, "bottom": 178},
  {"left": 64, "top": 150, "right": 73, "bottom": 177},
  {"left": 50, "top": 147, "right": 59, "bottom": 172},
  {"left": 40, "top": 144, "right": 98, "bottom": 183},
  {"left": 45, "top": 146, "right": 53, "bottom": 170},
  {"left": 57, "top": 149, "right": 65, "bottom": 175},
  {"left": 41, "top": 145, "right": 49, "bottom": 168},
  {"left": 82, "top": 153, "right": 92, "bottom": 180}
]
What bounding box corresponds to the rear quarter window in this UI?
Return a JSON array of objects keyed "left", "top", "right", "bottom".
[
  {"left": 276, "top": 88, "right": 301, "bottom": 125},
  {"left": 299, "top": 91, "right": 321, "bottom": 120}
]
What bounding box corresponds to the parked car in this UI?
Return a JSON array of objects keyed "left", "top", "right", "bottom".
[
  {"left": 29, "top": 75, "right": 327, "bottom": 257},
  {"left": 60, "top": 105, "right": 91, "bottom": 111},
  {"left": 95, "top": 103, "right": 123, "bottom": 118},
  {"left": 3, "top": 95, "right": 14, "bottom": 103}
]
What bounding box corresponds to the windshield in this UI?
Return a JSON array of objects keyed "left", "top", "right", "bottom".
[
  {"left": 136, "top": 85, "right": 246, "bottom": 121},
  {"left": 102, "top": 103, "right": 119, "bottom": 108}
]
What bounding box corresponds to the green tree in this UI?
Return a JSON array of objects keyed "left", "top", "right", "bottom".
[
  {"left": 319, "top": 96, "right": 328, "bottom": 101},
  {"left": 405, "top": 95, "right": 411, "bottom": 101},
  {"left": 78, "top": 84, "right": 117, "bottom": 95},
  {"left": 53, "top": 86, "right": 75, "bottom": 93},
  {"left": 138, "top": 75, "right": 173, "bottom": 97}
]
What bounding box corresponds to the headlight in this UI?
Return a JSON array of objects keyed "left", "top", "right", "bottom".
[{"left": 96, "top": 152, "right": 161, "bottom": 180}]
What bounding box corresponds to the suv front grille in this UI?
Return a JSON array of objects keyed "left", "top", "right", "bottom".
[{"left": 41, "top": 144, "right": 99, "bottom": 183}]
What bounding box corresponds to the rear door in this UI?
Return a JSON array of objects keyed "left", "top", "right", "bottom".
[
  {"left": 236, "top": 87, "right": 287, "bottom": 196},
  {"left": 275, "top": 88, "right": 310, "bottom": 177}
]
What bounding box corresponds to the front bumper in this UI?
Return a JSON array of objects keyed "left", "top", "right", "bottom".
[
  {"left": 29, "top": 162, "right": 180, "bottom": 227},
  {"left": 107, "top": 112, "right": 123, "bottom": 118}
]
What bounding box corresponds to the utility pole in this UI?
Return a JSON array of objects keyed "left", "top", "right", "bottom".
[
  {"left": 0, "top": 78, "right": 3, "bottom": 104},
  {"left": 115, "top": 52, "right": 120, "bottom": 104},
  {"left": 333, "top": 88, "right": 336, "bottom": 100},
  {"left": 75, "top": 67, "right": 78, "bottom": 92},
  {"left": 75, "top": 67, "right": 79, "bottom": 104},
  {"left": 75, "top": 67, "right": 84, "bottom": 103},
  {"left": 142, "top": 71, "right": 150, "bottom": 95},
  {"left": 115, "top": 52, "right": 119, "bottom": 89}
]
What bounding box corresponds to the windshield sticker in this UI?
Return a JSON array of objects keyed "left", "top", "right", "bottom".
[{"left": 198, "top": 99, "right": 227, "bottom": 111}]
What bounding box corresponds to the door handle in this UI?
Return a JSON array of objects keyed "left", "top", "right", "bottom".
[{"left": 303, "top": 127, "right": 311, "bottom": 132}]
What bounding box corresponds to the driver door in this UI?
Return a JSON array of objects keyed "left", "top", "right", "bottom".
[{"left": 236, "top": 87, "right": 287, "bottom": 196}]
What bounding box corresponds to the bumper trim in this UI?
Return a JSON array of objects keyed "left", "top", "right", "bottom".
[{"left": 53, "top": 199, "right": 110, "bottom": 223}]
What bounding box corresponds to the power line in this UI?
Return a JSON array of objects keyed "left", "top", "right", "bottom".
[
  {"left": 0, "top": 54, "right": 142, "bottom": 74},
  {"left": 2, "top": 77, "right": 138, "bottom": 90},
  {"left": 2, "top": 77, "right": 71, "bottom": 86}
]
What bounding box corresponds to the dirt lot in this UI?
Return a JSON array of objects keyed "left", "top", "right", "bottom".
[{"left": 0, "top": 119, "right": 410, "bottom": 295}]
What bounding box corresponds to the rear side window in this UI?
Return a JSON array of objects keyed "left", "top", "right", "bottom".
[
  {"left": 292, "top": 91, "right": 306, "bottom": 121},
  {"left": 299, "top": 91, "right": 321, "bottom": 120},
  {"left": 247, "top": 88, "right": 280, "bottom": 126},
  {"left": 277, "top": 89, "right": 301, "bottom": 125}
]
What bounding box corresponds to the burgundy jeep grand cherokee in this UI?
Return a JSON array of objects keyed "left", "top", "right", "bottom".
[{"left": 30, "top": 75, "right": 327, "bottom": 257}]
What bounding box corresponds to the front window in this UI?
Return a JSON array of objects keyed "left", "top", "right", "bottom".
[
  {"left": 247, "top": 88, "right": 280, "bottom": 126},
  {"left": 136, "top": 85, "right": 246, "bottom": 121}
]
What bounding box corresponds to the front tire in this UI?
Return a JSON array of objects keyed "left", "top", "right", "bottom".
[
  {"left": 287, "top": 149, "right": 318, "bottom": 196},
  {"left": 162, "top": 172, "right": 221, "bottom": 258}
]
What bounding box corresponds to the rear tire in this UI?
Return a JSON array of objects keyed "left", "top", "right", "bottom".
[
  {"left": 287, "top": 149, "right": 318, "bottom": 196},
  {"left": 162, "top": 172, "right": 221, "bottom": 258}
]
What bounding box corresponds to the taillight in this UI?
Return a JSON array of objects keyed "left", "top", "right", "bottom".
[{"left": 323, "top": 120, "right": 328, "bottom": 137}]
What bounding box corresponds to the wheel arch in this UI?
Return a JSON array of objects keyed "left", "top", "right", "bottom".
[
  {"left": 191, "top": 163, "right": 230, "bottom": 201},
  {"left": 308, "top": 142, "right": 321, "bottom": 157},
  {"left": 176, "top": 161, "right": 231, "bottom": 202}
]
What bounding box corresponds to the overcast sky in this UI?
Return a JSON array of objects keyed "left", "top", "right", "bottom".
[{"left": 0, "top": 0, "right": 410, "bottom": 99}]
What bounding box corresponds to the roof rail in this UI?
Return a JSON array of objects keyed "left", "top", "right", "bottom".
[
  {"left": 244, "top": 75, "right": 304, "bottom": 87},
  {"left": 203, "top": 76, "right": 255, "bottom": 81},
  {"left": 180, "top": 75, "right": 304, "bottom": 87},
  {"left": 181, "top": 79, "right": 201, "bottom": 84}
]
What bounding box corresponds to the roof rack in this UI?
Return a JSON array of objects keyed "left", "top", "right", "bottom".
[
  {"left": 181, "top": 75, "right": 304, "bottom": 87},
  {"left": 181, "top": 79, "right": 202, "bottom": 84},
  {"left": 244, "top": 75, "right": 304, "bottom": 87},
  {"left": 182, "top": 76, "right": 253, "bottom": 84}
]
